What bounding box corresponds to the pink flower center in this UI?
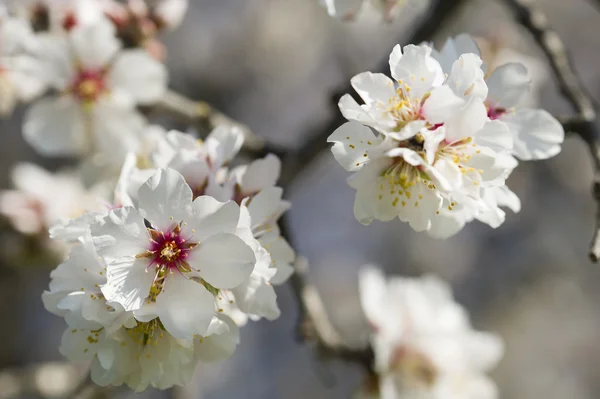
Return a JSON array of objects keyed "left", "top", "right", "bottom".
[
  {"left": 487, "top": 105, "right": 506, "bottom": 120},
  {"left": 71, "top": 69, "right": 107, "bottom": 104},
  {"left": 147, "top": 227, "right": 192, "bottom": 271}
]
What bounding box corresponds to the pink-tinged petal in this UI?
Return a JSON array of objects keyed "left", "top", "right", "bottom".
[
  {"left": 187, "top": 197, "right": 240, "bottom": 241},
  {"left": 187, "top": 233, "right": 255, "bottom": 289},
  {"left": 328, "top": 122, "right": 381, "bottom": 172},
  {"left": 155, "top": 275, "right": 214, "bottom": 338},
  {"left": 421, "top": 85, "right": 464, "bottom": 124},
  {"left": 350, "top": 72, "right": 396, "bottom": 106},
  {"left": 240, "top": 154, "right": 281, "bottom": 195},
  {"left": 23, "top": 97, "right": 87, "bottom": 156},
  {"left": 137, "top": 168, "right": 192, "bottom": 231},
  {"left": 101, "top": 258, "right": 154, "bottom": 311},
  {"left": 389, "top": 44, "right": 444, "bottom": 98},
  {"left": 487, "top": 63, "right": 531, "bottom": 108},
  {"left": 91, "top": 206, "right": 148, "bottom": 261},
  {"left": 108, "top": 50, "right": 167, "bottom": 105},
  {"left": 502, "top": 108, "right": 564, "bottom": 160},
  {"left": 70, "top": 17, "right": 121, "bottom": 69}
]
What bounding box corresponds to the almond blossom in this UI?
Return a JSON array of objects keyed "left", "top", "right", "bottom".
[
  {"left": 329, "top": 44, "right": 513, "bottom": 234},
  {"left": 22, "top": 16, "right": 167, "bottom": 164},
  {"left": 359, "top": 266, "right": 504, "bottom": 399},
  {"left": 434, "top": 34, "right": 565, "bottom": 161},
  {"left": 90, "top": 168, "right": 256, "bottom": 340}
]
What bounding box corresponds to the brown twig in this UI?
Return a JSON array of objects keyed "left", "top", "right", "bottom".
[{"left": 502, "top": 0, "right": 600, "bottom": 261}]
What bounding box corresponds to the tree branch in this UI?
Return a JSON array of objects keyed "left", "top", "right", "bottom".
[{"left": 502, "top": 0, "right": 600, "bottom": 261}]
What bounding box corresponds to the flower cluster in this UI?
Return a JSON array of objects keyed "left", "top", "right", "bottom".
[
  {"left": 328, "top": 39, "right": 564, "bottom": 237},
  {"left": 42, "top": 126, "right": 295, "bottom": 391},
  {"left": 358, "top": 267, "right": 504, "bottom": 399}
]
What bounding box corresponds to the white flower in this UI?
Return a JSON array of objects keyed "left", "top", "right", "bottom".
[
  {"left": 434, "top": 34, "right": 564, "bottom": 161},
  {"left": 90, "top": 168, "right": 256, "bottom": 340},
  {"left": 43, "top": 236, "right": 240, "bottom": 391},
  {"left": 0, "top": 8, "right": 46, "bottom": 116},
  {"left": 146, "top": 0, "right": 189, "bottom": 29},
  {"left": 359, "top": 266, "right": 504, "bottom": 399},
  {"left": 329, "top": 44, "right": 513, "bottom": 234},
  {"left": 22, "top": 16, "right": 167, "bottom": 163},
  {"left": 320, "top": 0, "right": 406, "bottom": 22},
  {"left": 0, "top": 163, "right": 109, "bottom": 236}
]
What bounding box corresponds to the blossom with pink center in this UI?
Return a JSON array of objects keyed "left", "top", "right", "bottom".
[
  {"left": 90, "top": 168, "right": 256, "bottom": 340},
  {"left": 22, "top": 16, "right": 167, "bottom": 164}
]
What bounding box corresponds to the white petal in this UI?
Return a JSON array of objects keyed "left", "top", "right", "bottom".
[
  {"left": 70, "top": 17, "right": 120, "bottom": 69},
  {"left": 187, "top": 197, "right": 240, "bottom": 241},
  {"left": 328, "top": 122, "right": 381, "bottom": 171},
  {"left": 487, "top": 62, "right": 531, "bottom": 108},
  {"left": 232, "top": 274, "right": 280, "bottom": 320},
  {"left": 503, "top": 108, "right": 564, "bottom": 160},
  {"left": 240, "top": 154, "right": 281, "bottom": 195},
  {"left": 102, "top": 258, "right": 154, "bottom": 311},
  {"left": 358, "top": 266, "right": 388, "bottom": 328},
  {"left": 475, "top": 120, "right": 514, "bottom": 152},
  {"left": 247, "top": 186, "right": 283, "bottom": 230},
  {"left": 59, "top": 328, "right": 100, "bottom": 362},
  {"left": 91, "top": 103, "right": 145, "bottom": 164},
  {"left": 322, "top": 0, "right": 363, "bottom": 18},
  {"left": 447, "top": 53, "right": 488, "bottom": 100},
  {"left": 187, "top": 233, "right": 255, "bottom": 289},
  {"left": 23, "top": 97, "right": 87, "bottom": 156},
  {"left": 421, "top": 85, "right": 464, "bottom": 124},
  {"left": 338, "top": 94, "right": 377, "bottom": 127},
  {"left": 91, "top": 206, "right": 149, "bottom": 262},
  {"left": 48, "top": 242, "right": 105, "bottom": 293},
  {"left": 444, "top": 97, "right": 488, "bottom": 142},
  {"left": 389, "top": 44, "right": 444, "bottom": 98},
  {"left": 194, "top": 315, "right": 239, "bottom": 362},
  {"left": 350, "top": 72, "right": 396, "bottom": 106},
  {"left": 205, "top": 126, "right": 244, "bottom": 168},
  {"left": 137, "top": 168, "right": 192, "bottom": 231},
  {"left": 155, "top": 275, "right": 214, "bottom": 338},
  {"left": 434, "top": 34, "right": 481, "bottom": 73},
  {"left": 108, "top": 50, "right": 167, "bottom": 105}
]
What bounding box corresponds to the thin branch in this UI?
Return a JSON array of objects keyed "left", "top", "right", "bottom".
[
  {"left": 150, "top": 89, "right": 267, "bottom": 152},
  {"left": 279, "top": 0, "right": 468, "bottom": 186},
  {"left": 502, "top": 0, "right": 600, "bottom": 261}
]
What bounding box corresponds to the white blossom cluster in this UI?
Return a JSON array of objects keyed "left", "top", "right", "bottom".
[
  {"left": 42, "top": 125, "right": 295, "bottom": 391},
  {"left": 328, "top": 36, "right": 564, "bottom": 238},
  {"left": 358, "top": 267, "right": 503, "bottom": 399}
]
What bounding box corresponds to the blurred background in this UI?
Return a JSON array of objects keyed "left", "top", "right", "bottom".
[{"left": 1, "top": 0, "right": 600, "bottom": 398}]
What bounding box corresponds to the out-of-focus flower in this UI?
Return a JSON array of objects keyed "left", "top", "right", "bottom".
[
  {"left": 0, "top": 6, "right": 46, "bottom": 116},
  {"left": 434, "top": 34, "right": 564, "bottom": 161},
  {"left": 359, "top": 266, "right": 504, "bottom": 399},
  {"left": 329, "top": 44, "right": 513, "bottom": 235},
  {"left": 22, "top": 16, "right": 167, "bottom": 164},
  {"left": 0, "top": 163, "right": 109, "bottom": 236},
  {"left": 320, "top": 0, "right": 406, "bottom": 22},
  {"left": 43, "top": 238, "right": 239, "bottom": 392}
]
